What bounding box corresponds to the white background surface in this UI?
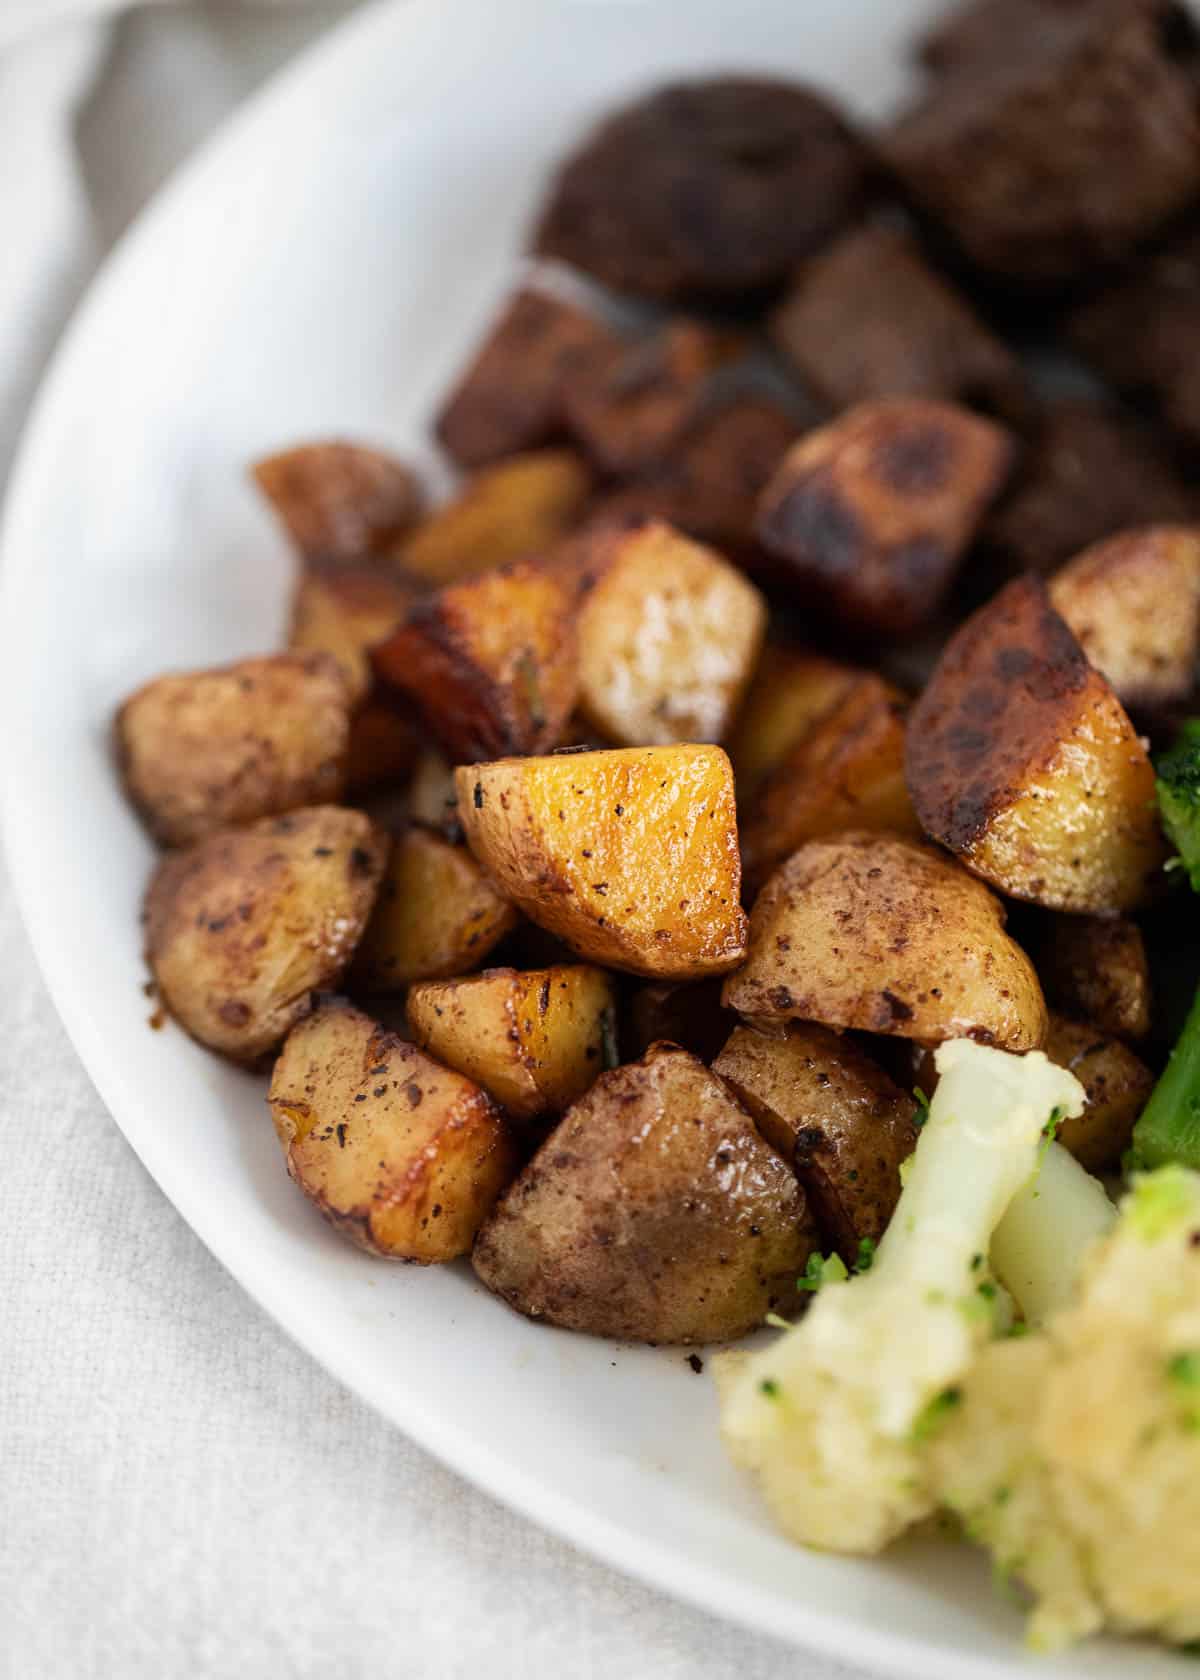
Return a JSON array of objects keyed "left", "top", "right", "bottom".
[{"left": 0, "top": 6, "right": 865, "bottom": 1677}]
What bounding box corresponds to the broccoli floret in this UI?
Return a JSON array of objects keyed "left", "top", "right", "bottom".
[
  {"left": 1130, "top": 983, "right": 1200, "bottom": 1173},
  {"left": 716, "top": 1040, "right": 1085, "bottom": 1554},
  {"left": 1157, "top": 719, "right": 1200, "bottom": 893}
]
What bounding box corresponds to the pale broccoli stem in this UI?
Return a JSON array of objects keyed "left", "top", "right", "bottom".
[{"left": 991, "top": 1140, "right": 1116, "bottom": 1328}]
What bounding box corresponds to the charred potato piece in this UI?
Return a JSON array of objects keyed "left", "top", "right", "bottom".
[
  {"left": 407, "top": 748, "right": 460, "bottom": 839},
  {"left": 756, "top": 399, "right": 1013, "bottom": 637},
  {"left": 740, "top": 673, "right": 920, "bottom": 891},
  {"left": 1048, "top": 526, "right": 1200, "bottom": 711},
  {"left": 342, "top": 698, "right": 420, "bottom": 797},
  {"left": 575, "top": 519, "right": 767, "bottom": 747},
  {"left": 435, "top": 287, "right": 618, "bottom": 468},
  {"left": 1044, "top": 1013, "right": 1156, "bottom": 1173},
  {"left": 117, "top": 652, "right": 351, "bottom": 848},
  {"left": 269, "top": 1001, "right": 516, "bottom": 1260},
  {"left": 713, "top": 1022, "right": 918, "bottom": 1262},
  {"left": 144, "top": 806, "right": 387, "bottom": 1063},
  {"left": 396, "top": 450, "right": 591, "bottom": 586},
  {"left": 532, "top": 76, "right": 870, "bottom": 301},
  {"left": 406, "top": 964, "right": 617, "bottom": 1122},
  {"left": 288, "top": 561, "right": 413, "bottom": 705},
  {"left": 456, "top": 745, "right": 747, "bottom": 979},
  {"left": 353, "top": 824, "right": 518, "bottom": 990},
  {"left": 728, "top": 646, "right": 864, "bottom": 803},
  {"left": 724, "top": 832, "right": 1047, "bottom": 1051},
  {"left": 906, "top": 575, "right": 1166, "bottom": 913},
  {"left": 372, "top": 559, "right": 579, "bottom": 762},
  {"left": 625, "top": 978, "right": 732, "bottom": 1064},
  {"left": 252, "top": 440, "right": 422, "bottom": 561},
  {"left": 769, "top": 223, "right": 1025, "bottom": 420},
  {"left": 1035, "top": 914, "right": 1151, "bottom": 1043},
  {"left": 472, "top": 1043, "right": 817, "bottom": 1343},
  {"left": 564, "top": 319, "right": 742, "bottom": 477}
]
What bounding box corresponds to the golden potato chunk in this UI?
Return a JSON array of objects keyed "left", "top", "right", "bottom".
[
  {"left": 372, "top": 559, "right": 579, "bottom": 762},
  {"left": 353, "top": 825, "right": 518, "bottom": 990},
  {"left": 456, "top": 745, "right": 747, "bottom": 979},
  {"left": 269, "top": 1001, "right": 516, "bottom": 1260},
  {"left": 252, "top": 440, "right": 422, "bottom": 561},
  {"left": 740, "top": 673, "right": 919, "bottom": 891},
  {"left": 756, "top": 397, "right": 1013, "bottom": 637},
  {"left": 396, "top": 450, "right": 591, "bottom": 585},
  {"left": 1048, "top": 526, "right": 1200, "bottom": 711},
  {"left": 472, "top": 1043, "right": 817, "bottom": 1343},
  {"left": 144, "top": 806, "right": 387, "bottom": 1063},
  {"left": 906, "top": 575, "right": 1166, "bottom": 913},
  {"left": 727, "top": 645, "right": 863, "bottom": 803},
  {"left": 288, "top": 561, "right": 414, "bottom": 705},
  {"left": 713, "top": 1022, "right": 918, "bottom": 1262},
  {"left": 574, "top": 519, "right": 767, "bottom": 747},
  {"left": 1035, "top": 914, "right": 1151, "bottom": 1042},
  {"left": 406, "top": 964, "right": 616, "bottom": 1122},
  {"left": 724, "top": 832, "right": 1046, "bottom": 1050},
  {"left": 1044, "top": 1013, "right": 1155, "bottom": 1173},
  {"left": 625, "top": 978, "right": 732, "bottom": 1063},
  {"left": 117, "top": 652, "right": 351, "bottom": 848}
]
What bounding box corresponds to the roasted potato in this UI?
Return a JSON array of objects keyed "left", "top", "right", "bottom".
[
  {"left": 288, "top": 561, "right": 414, "bottom": 705},
  {"left": 396, "top": 450, "right": 591, "bottom": 586},
  {"left": 728, "top": 645, "right": 864, "bottom": 803},
  {"left": 1048, "top": 526, "right": 1200, "bottom": 711},
  {"left": 756, "top": 398, "right": 1013, "bottom": 638},
  {"left": 372, "top": 559, "right": 579, "bottom": 762},
  {"left": 1035, "top": 914, "right": 1151, "bottom": 1043},
  {"left": 342, "top": 698, "right": 420, "bottom": 797},
  {"left": 1044, "top": 1013, "right": 1156, "bottom": 1173},
  {"left": 575, "top": 519, "right": 767, "bottom": 747},
  {"left": 353, "top": 824, "right": 518, "bottom": 990},
  {"left": 472, "top": 1043, "right": 817, "bottom": 1342},
  {"left": 724, "top": 832, "right": 1047, "bottom": 1051},
  {"left": 906, "top": 575, "right": 1166, "bottom": 913},
  {"left": 117, "top": 652, "right": 351, "bottom": 848},
  {"left": 269, "top": 1000, "right": 516, "bottom": 1260},
  {"left": 407, "top": 748, "right": 460, "bottom": 839},
  {"left": 144, "top": 806, "right": 387, "bottom": 1062},
  {"left": 740, "top": 673, "right": 920, "bottom": 891},
  {"left": 625, "top": 978, "right": 732, "bottom": 1064},
  {"left": 456, "top": 745, "right": 747, "bottom": 979},
  {"left": 406, "top": 964, "right": 617, "bottom": 1122},
  {"left": 252, "top": 440, "right": 422, "bottom": 561},
  {"left": 713, "top": 1022, "right": 919, "bottom": 1262},
  {"left": 436, "top": 286, "right": 618, "bottom": 468}
]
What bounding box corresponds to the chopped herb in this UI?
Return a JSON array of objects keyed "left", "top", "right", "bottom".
[
  {"left": 759, "top": 1378, "right": 780, "bottom": 1400},
  {"left": 854, "top": 1236, "right": 876, "bottom": 1274},
  {"left": 912, "top": 1087, "right": 931, "bottom": 1127},
  {"left": 797, "top": 1251, "right": 849, "bottom": 1293},
  {"left": 970, "top": 1252, "right": 984, "bottom": 1272},
  {"left": 1036, "top": 1104, "right": 1065, "bottom": 1169},
  {"left": 1167, "top": 1350, "right": 1200, "bottom": 1387},
  {"left": 911, "top": 1385, "right": 963, "bottom": 1443}
]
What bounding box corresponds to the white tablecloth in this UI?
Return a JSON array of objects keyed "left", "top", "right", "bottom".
[{"left": 0, "top": 8, "right": 868, "bottom": 1675}]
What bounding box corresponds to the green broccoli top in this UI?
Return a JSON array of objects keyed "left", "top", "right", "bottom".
[{"left": 1157, "top": 719, "right": 1200, "bottom": 893}]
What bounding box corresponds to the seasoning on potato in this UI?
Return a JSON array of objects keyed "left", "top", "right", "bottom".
[
  {"left": 724, "top": 831, "right": 1047, "bottom": 1051},
  {"left": 906, "top": 574, "right": 1166, "bottom": 913},
  {"left": 252, "top": 439, "right": 423, "bottom": 561},
  {"left": 755, "top": 398, "right": 1013, "bottom": 638},
  {"left": 269, "top": 999, "right": 517, "bottom": 1261},
  {"left": 456, "top": 744, "right": 747, "bottom": 979},
  {"left": 117, "top": 651, "right": 352, "bottom": 848},
  {"left": 144, "top": 805, "right": 388, "bottom": 1063},
  {"left": 472, "top": 1043, "right": 818, "bottom": 1343},
  {"left": 1043, "top": 1013, "right": 1156, "bottom": 1174}
]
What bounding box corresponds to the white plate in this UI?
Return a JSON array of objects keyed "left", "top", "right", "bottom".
[{"left": 2, "top": 3, "right": 1187, "bottom": 1674}]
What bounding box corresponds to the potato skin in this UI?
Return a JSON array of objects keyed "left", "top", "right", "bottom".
[
  {"left": 288, "top": 561, "right": 414, "bottom": 705},
  {"left": 396, "top": 450, "right": 591, "bottom": 586},
  {"left": 1044, "top": 1013, "right": 1155, "bottom": 1173},
  {"left": 353, "top": 825, "right": 518, "bottom": 990},
  {"left": 372, "top": 559, "right": 580, "bottom": 763},
  {"left": 455, "top": 745, "right": 747, "bottom": 979},
  {"left": 117, "top": 652, "right": 351, "bottom": 848},
  {"left": 472, "top": 1043, "right": 817, "bottom": 1343},
  {"left": 1048, "top": 526, "right": 1200, "bottom": 711},
  {"left": 252, "top": 440, "right": 422, "bottom": 561},
  {"left": 575, "top": 519, "right": 767, "bottom": 747},
  {"left": 1035, "top": 914, "right": 1151, "bottom": 1043},
  {"left": 406, "top": 965, "right": 617, "bottom": 1122},
  {"left": 144, "top": 806, "right": 388, "bottom": 1063},
  {"left": 724, "top": 832, "right": 1047, "bottom": 1051},
  {"left": 713, "top": 1023, "right": 918, "bottom": 1262},
  {"left": 740, "top": 673, "right": 919, "bottom": 891},
  {"left": 728, "top": 645, "right": 863, "bottom": 804},
  {"left": 906, "top": 574, "right": 1166, "bottom": 913},
  {"left": 269, "top": 1001, "right": 517, "bottom": 1260},
  {"left": 756, "top": 398, "right": 1013, "bottom": 637}
]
